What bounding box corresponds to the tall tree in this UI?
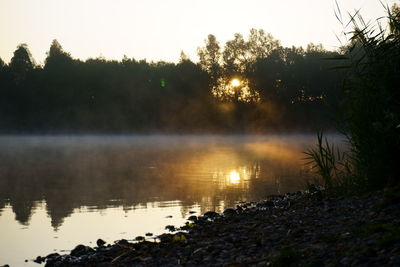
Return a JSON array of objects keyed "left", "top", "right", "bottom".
[
  {"left": 248, "top": 29, "right": 280, "bottom": 62},
  {"left": 197, "top": 34, "right": 222, "bottom": 82},
  {"left": 44, "top": 39, "right": 74, "bottom": 70},
  {"left": 222, "top": 33, "right": 249, "bottom": 74},
  {"left": 9, "top": 44, "right": 34, "bottom": 84}
]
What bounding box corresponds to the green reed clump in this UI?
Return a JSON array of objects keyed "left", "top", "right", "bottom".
[
  {"left": 340, "top": 3, "right": 400, "bottom": 189},
  {"left": 304, "top": 131, "right": 355, "bottom": 192},
  {"left": 306, "top": 3, "right": 400, "bottom": 192}
]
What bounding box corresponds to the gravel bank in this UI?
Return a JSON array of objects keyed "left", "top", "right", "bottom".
[{"left": 35, "top": 189, "right": 400, "bottom": 266}]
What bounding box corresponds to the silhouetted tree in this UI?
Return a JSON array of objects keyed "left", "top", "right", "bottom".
[
  {"left": 44, "top": 39, "right": 74, "bottom": 70},
  {"left": 248, "top": 29, "right": 280, "bottom": 60},
  {"left": 197, "top": 34, "right": 222, "bottom": 83},
  {"left": 9, "top": 43, "right": 34, "bottom": 84},
  {"left": 0, "top": 30, "right": 345, "bottom": 133}
]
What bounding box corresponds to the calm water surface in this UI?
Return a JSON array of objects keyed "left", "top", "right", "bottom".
[{"left": 0, "top": 134, "right": 344, "bottom": 266}]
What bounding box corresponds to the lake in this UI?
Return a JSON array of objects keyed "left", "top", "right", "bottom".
[{"left": 0, "top": 134, "right": 344, "bottom": 266}]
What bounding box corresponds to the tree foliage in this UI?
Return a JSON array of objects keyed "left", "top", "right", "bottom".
[{"left": 0, "top": 35, "right": 345, "bottom": 133}]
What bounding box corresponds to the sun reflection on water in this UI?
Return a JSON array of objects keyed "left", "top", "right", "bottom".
[{"left": 228, "top": 170, "right": 241, "bottom": 184}]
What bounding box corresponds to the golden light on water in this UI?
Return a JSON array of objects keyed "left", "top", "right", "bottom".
[
  {"left": 229, "top": 170, "right": 241, "bottom": 184},
  {"left": 230, "top": 78, "right": 241, "bottom": 87}
]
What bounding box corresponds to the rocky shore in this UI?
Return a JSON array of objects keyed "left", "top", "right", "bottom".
[{"left": 35, "top": 189, "right": 400, "bottom": 266}]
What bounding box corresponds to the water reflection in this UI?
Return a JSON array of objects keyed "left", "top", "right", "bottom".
[
  {"left": 0, "top": 135, "right": 323, "bottom": 230},
  {"left": 228, "top": 170, "right": 241, "bottom": 184}
]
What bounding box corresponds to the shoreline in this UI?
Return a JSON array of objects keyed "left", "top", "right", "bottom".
[{"left": 35, "top": 189, "right": 400, "bottom": 266}]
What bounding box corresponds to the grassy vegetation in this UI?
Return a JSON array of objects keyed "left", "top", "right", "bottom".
[
  {"left": 304, "top": 131, "right": 355, "bottom": 192},
  {"left": 306, "top": 3, "right": 400, "bottom": 193}
]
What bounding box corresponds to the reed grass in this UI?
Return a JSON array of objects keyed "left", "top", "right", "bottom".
[{"left": 306, "top": 2, "right": 400, "bottom": 193}]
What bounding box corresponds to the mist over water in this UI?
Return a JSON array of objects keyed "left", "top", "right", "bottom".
[{"left": 0, "top": 134, "right": 344, "bottom": 266}]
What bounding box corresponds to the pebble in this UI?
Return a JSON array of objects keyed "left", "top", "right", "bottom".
[
  {"left": 96, "top": 238, "right": 106, "bottom": 247},
  {"left": 165, "top": 225, "right": 176, "bottom": 232},
  {"left": 135, "top": 236, "right": 145, "bottom": 241},
  {"left": 223, "top": 207, "right": 236, "bottom": 216},
  {"left": 203, "top": 211, "right": 219, "bottom": 218},
  {"left": 188, "top": 215, "right": 197, "bottom": 221}
]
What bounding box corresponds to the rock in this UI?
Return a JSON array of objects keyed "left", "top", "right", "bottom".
[
  {"left": 188, "top": 215, "right": 197, "bottom": 221},
  {"left": 46, "top": 253, "right": 60, "bottom": 259},
  {"left": 223, "top": 207, "right": 237, "bottom": 216},
  {"left": 189, "top": 211, "right": 197, "bottom": 214},
  {"left": 34, "top": 256, "right": 44, "bottom": 263},
  {"left": 70, "top": 244, "right": 94, "bottom": 257},
  {"left": 389, "top": 255, "right": 400, "bottom": 265},
  {"left": 145, "top": 232, "right": 153, "bottom": 236},
  {"left": 165, "top": 225, "right": 176, "bottom": 232},
  {"left": 256, "top": 200, "right": 274, "bottom": 209},
  {"left": 116, "top": 239, "right": 129, "bottom": 246},
  {"left": 340, "top": 257, "right": 351, "bottom": 265},
  {"left": 158, "top": 233, "right": 173, "bottom": 242},
  {"left": 193, "top": 247, "right": 206, "bottom": 255},
  {"left": 135, "top": 236, "right": 145, "bottom": 241},
  {"left": 203, "top": 211, "right": 219, "bottom": 218},
  {"left": 96, "top": 238, "right": 106, "bottom": 247}
]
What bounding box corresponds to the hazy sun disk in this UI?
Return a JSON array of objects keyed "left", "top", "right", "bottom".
[{"left": 231, "top": 78, "right": 241, "bottom": 87}]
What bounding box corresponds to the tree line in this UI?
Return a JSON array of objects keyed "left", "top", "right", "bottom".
[{"left": 0, "top": 29, "right": 346, "bottom": 133}]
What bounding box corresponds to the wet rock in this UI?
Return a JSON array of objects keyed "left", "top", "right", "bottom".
[
  {"left": 33, "top": 256, "right": 44, "bottom": 263},
  {"left": 264, "top": 200, "right": 275, "bottom": 207},
  {"left": 165, "top": 225, "right": 176, "bottom": 232},
  {"left": 188, "top": 215, "right": 197, "bottom": 221},
  {"left": 203, "top": 211, "right": 219, "bottom": 218},
  {"left": 70, "top": 244, "right": 94, "bottom": 257},
  {"left": 223, "top": 207, "right": 237, "bottom": 216},
  {"left": 116, "top": 239, "right": 129, "bottom": 246},
  {"left": 111, "top": 249, "right": 136, "bottom": 263},
  {"left": 96, "top": 238, "right": 106, "bottom": 247},
  {"left": 135, "top": 236, "right": 145, "bottom": 241},
  {"left": 158, "top": 233, "right": 173, "bottom": 242},
  {"left": 46, "top": 252, "right": 60, "bottom": 258}
]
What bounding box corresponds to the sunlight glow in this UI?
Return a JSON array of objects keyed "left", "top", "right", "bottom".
[
  {"left": 229, "top": 170, "right": 241, "bottom": 184},
  {"left": 212, "top": 77, "right": 260, "bottom": 102},
  {"left": 231, "top": 78, "right": 241, "bottom": 87}
]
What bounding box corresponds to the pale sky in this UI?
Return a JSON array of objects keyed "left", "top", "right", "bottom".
[{"left": 0, "top": 0, "right": 397, "bottom": 64}]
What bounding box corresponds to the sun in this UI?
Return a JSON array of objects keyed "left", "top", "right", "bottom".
[{"left": 230, "top": 78, "right": 241, "bottom": 87}]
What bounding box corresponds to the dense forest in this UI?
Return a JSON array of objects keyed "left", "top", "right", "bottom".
[{"left": 0, "top": 29, "right": 346, "bottom": 133}]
